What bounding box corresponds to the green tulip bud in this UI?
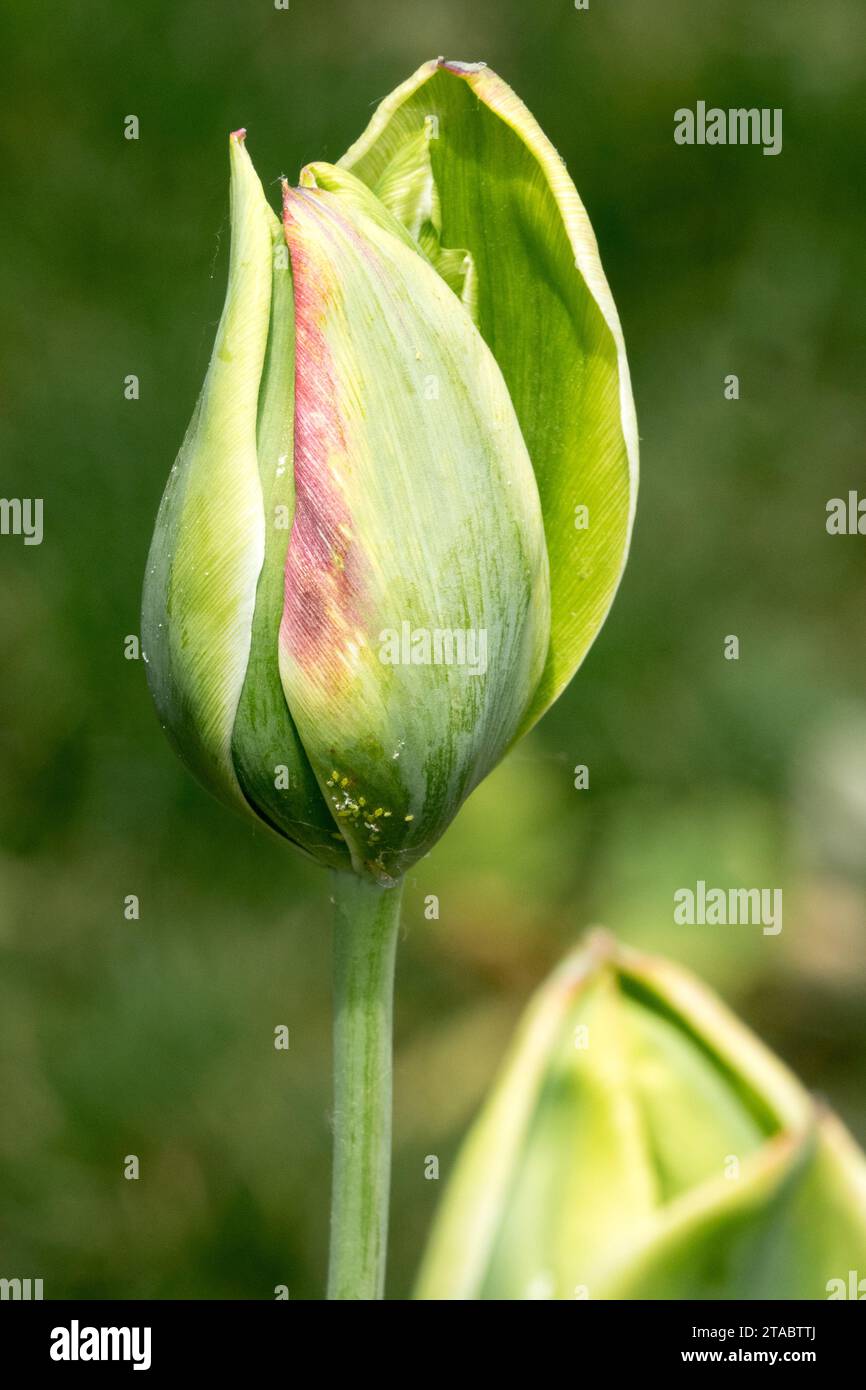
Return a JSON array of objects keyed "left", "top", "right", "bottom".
[
  {"left": 416, "top": 933, "right": 866, "bottom": 1300},
  {"left": 142, "top": 60, "right": 638, "bottom": 883}
]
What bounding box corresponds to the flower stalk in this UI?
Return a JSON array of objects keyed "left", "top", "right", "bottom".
[{"left": 327, "top": 872, "right": 404, "bottom": 1299}]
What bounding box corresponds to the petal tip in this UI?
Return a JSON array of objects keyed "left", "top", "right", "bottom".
[
  {"left": 436, "top": 57, "right": 488, "bottom": 75},
  {"left": 281, "top": 177, "right": 307, "bottom": 228}
]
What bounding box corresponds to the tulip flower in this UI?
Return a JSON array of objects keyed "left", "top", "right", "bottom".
[
  {"left": 141, "top": 60, "right": 637, "bottom": 1298},
  {"left": 416, "top": 933, "right": 866, "bottom": 1300}
]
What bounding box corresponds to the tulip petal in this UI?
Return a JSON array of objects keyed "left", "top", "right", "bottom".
[
  {"left": 142, "top": 134, "right": 276, "bottom": 816},
  {"left": 596, "top": 990, "right": 866, "bottom": 1298},
  {"left": 229, "top": 195, "right": 352, "bottom": 867},
  {"left": 339, "top": 59, "right": 638, "bottom": 732},
  {"left": 301, "top": 158, "right": 477, "bottom": 317},
  {"left": 413, "top": 939, "right": 659, "bottom": 1300},
  {"left": 278, "top": 177, "right": 550, "bottom": 883},
  {"left": 597, "top": 1110, "right": 866, "bottom": 1299}
]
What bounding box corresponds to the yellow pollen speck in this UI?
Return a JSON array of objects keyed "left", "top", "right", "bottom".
[{"left": 404, "top": 814, "right": 414, "bottom": 822}]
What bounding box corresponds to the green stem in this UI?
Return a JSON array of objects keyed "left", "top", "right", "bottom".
[{"left": 327, "top": 870, "right": 404, "bottom": 1300}]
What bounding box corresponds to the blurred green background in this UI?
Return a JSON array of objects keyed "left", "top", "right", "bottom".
[{"left": 1, "top": 0, "right": 864, "bottom": 1298}]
